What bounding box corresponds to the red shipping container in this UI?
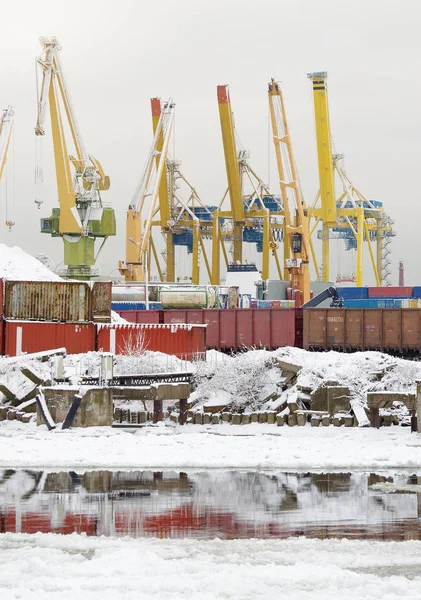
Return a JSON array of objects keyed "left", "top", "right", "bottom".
[
  {"left": 368, "top": 286, "right": 413, "bottom": 298},
  {"left": 97, "top": 323, "right": 206, "bottom": 359},
  {"left": 4, "top": 321, "right": 95, "bottom": 356},
  {"left": 252, "top": 309, "right": 271, "bottom": 347},
  {"left": 0, "top": 278, "right": 3, "bottom": 315}
]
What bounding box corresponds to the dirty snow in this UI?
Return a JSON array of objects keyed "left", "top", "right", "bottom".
[
  {"left": 0, "top": 243, "right": 61, "bottom": 281},
  {"left": 1, "top": 533, "right": 421, "bottom": 600}
]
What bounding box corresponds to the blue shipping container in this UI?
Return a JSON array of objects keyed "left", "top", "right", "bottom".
[
  {"left": 111, "top": 301, "right": 163, "bottom": 311},
  {"left": 343, "top": 299, "right": 396, "bottom": 308},
  {"left": 337, "top": 287, "right": 369, "bottom": 300},
  {"left": 413, "top": 287, "right": 421, "bottom": 298}
]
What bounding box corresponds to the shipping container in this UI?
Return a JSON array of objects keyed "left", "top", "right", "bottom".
[
  {"left": 368, "top": 286, "right": 413, "bottom": 298},
  {"left": 90, "top": 281, "right": 112, "bottom": 322},
  {"left": 111, "top": 301, "right": 162, "bottom": 311},
  {"left": 303, "top": 308, "right": 421, "bottom": 353},
  {"left": 337, "top": 287, "right": 368, "bottom": 300},
  {"left": 96, "top": 323, "right": 206, "bottom": 359},
  {"left": 4, "top": 321, "right": 96, "bottom": 356},
  {"left": 4, "top": 281, "right": 90, "bottom": 322},
  {"left": 413, "top": 287, "right": 421, "bottom": 299},
  {"left": 117, "top": 310, "right": 161, "bottom": 324}
]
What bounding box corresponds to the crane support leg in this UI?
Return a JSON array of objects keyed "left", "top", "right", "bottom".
[
  {"left": 211, "top": 214, "right": 220, "bottom": 285},
  {"left": 233, "top": 223, "right": 243, "bottom": 264},
  {"left": 166, "top": 232, "right": 175, "bottom": 282},
  {"left": 262, "top": 212, "right": 270, "bottom": 280},
  {"left": 322, "top": 224, "right": 329, "bottom": 281},
  {"left": 192, "top": 223, "right": 200, "bottom": 285},
  {"left": 356, "top": 207, "right": 364, "bottom": 287}
]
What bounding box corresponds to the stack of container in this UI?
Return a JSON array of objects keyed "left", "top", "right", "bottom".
[
  {"left": 338, "top": 286, "right": 418, "bottom": 309},
  {"left": 1, "top": 280, "right": 111, "bottom": 356}
]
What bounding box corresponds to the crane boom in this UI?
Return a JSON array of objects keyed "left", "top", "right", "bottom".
[
  {"left": 35, "top": 37, "right": 116, "bottom": 280},
  {"left": 0, "top": 106, "right": 14, "bottom": 181},
  {"left": 217, "top": 85, "right": 244, "bottom": 264},
  {"left": 268, "top": 79, "right": 310, "bottom": 304}
]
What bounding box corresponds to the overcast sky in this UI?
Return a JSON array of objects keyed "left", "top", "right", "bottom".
[{"left": 0, "top": 0, "right": 419, "bottom": 284}]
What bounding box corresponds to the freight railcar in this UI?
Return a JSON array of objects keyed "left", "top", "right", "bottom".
[{"left": 303, "top": 308, "right": 421, "bottom": 354}]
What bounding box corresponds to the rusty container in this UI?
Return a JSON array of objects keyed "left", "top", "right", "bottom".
[
  {"left": 90, "top": 281, "right": 112, "bottom": 322},
  {"left": 401, "top": 309, "right": 421, "bottom": 350},
  {"left": 219, "top": 310, "right": 236, "bottom": 349},
  {"left": 252, "top": 309, "right": 271, "bottom": 348},
  {"left": 4, "top": 321, "right": 96, "bottom": 356},
  {"left": 271, "top": 308, "right": 296, "bottom": 349},
  {"left": 4, "top": 281, "right": 90, "bottom": 322}
]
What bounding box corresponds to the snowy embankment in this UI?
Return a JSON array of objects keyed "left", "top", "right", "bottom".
[
  {"left": 1, "top": 533, "right": 421, "bottom": 600},
  {"left": 0, "top": 243, "right": 61, "bottom": 281},
  {"left": 1, "top": 421, "right": 421, "bottom": 470}
]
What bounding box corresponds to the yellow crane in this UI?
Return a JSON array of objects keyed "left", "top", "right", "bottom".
[
  {"left": 118, "top": 97, "right": 175, "bottom": 282},
  {"left": 214, "top": 84, "right": 283, "bottom": 285},
  {"left": 268, "top": 79, "right": 310, "bottom": 304},
  {"left": 0, "top": 106, "right": 15, "bottom": 231},
  {"left": 307, "top": 72, "right": 394, "bottom": 286},
  {"left": 35, "top": 37, "right": 116, "bottom": 280}
]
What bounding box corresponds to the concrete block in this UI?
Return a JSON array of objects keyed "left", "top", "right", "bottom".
[
  {"left": 277, "top": 360, "right": 302, "bottom": 375},
  {"left": 7, "top": 409, "right": 16, "bottom": 420},
  {"left": 311, "top": 386, "right": 351, "bottom": 415},
  {"left": 321, "top": 415, "right": 331, "bottom": 427},
  {"left": 333, "top": 415, "right": 344, "bottom": 427},
  {"left": 311, "top": 416, "right": 321, "bottom": 427},
  {"left": 276, "top": 414, "right": 285, "bottom": 426},
  {"left": 267, "top": 411, "right": 276, "bottom": 425},
  {"left": 186, "top": 417, "right": 193, "bottom": 425},
  {"left": 21, "top": 413, "right": 33, "bottom": 424},
  {"left": 202, "top": 402, "right": 229, "bottom": 415},
  {"left": 221, "top": 412, "right": 231, "bottom": 423},
  {"left": 344, "top": 415, "right": 354, "bottom": 427},
  {"left": 242, "top": 414, "right": 251, "bottom": 425},
  {"left": 203, "top": 413, "right": 211, "bottom": 425},
  {"left": 231, "top": 414, "right": 241, "bottom": 425},
  {"left": 250, "top": 413, "right": 258, "bottom": 423},
  {"left": 296, "top": 412, "right": 306, "bottom": 426},
  {"left": 288, "top": 413, "right": 297, "bottom": 426},
  {"left": 212, "top": 414, "right": 220, "bottom": 425},
  {"left": 138, "top": 411, "right": 147, "bottom": 424},
  {"left": 187, "top": 410, "right": 195, "bottom": 420},
  {"left": 381, "top": 414, "right": 393, "bottom": 427},
  {"left": 37, "top": 387, "right": 113, "bottom": 428},
  {"left": 258, "top": 412, "right": 267, "bottom": 424},
  {"left": 114, "top": 408, "right": 122, "bottom": 422},
  {"left": 154, "top": 382, "right": 191, "bottom": 401},
  {"left": 367, "top": 391, "right": 416, "bottom": 411},
  {"left": 194, "top": 413, "right": 203, "bottom": 425},
  {"left": 170, "top": 412, "right": 179, "bottom": 424},
  {"left": 0, "top": 406, "right": 8, "bottom": 421}
]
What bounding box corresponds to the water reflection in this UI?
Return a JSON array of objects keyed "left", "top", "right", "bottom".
[{"left": 0, "top": 470, "right": 420, "bottom": 540}]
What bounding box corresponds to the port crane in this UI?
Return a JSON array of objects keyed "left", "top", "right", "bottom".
[
  {"left": 213, "top": 85, "right": 284, "bottom": 284},
  {"left": 118, "top": 98, "right": 175, "bottom": 282},
  {"left": 0, "top": 106, "right": 15, "bottom": 230},
  {"left": 307, "top": 72, "right": 394, "bottom": 286},
  {"left": 35, "top": 37, "right": 116, "bottom": 280},
  {"left": 268, "top": 79, "right": 310, "bottom": 304}
]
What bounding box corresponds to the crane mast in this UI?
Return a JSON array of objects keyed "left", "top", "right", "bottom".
[
  {"left": 307, "top": 72, "right": 336, "bottom": 281},
  {"left": 119, "top": 98, "right": 175, "bottom": 282},
  {"left": 268, "top": 79, "right": 310, "bottom": 304},
  {"left": 35, "top": 37, "right": 116, "bottom": 280},
  {"left": 217, "top": 85, "right": 244, "bottom": 264}
]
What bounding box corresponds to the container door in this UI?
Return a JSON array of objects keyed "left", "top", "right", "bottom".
[{"left": 91, "top": 282, "right": 112, "bottom": 323}]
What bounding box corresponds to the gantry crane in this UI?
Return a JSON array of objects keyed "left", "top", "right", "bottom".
[
  {"left": 268, "top": 79, "right": 310, "bottom": 304},
  {"left": 0, "top": 106, "right": 15, "bottom": 231},
  {"left": 118, "top": 98, "right": 175, "bottom": 282},
  {"left": 35, "top": 37, "right": 116, "bottom": 280},
  {"left": 307, "top": 72, "right": 394, "bottom": 286},
  {"left": 213, "top": 85, "right": 284, "bottom": 284}
]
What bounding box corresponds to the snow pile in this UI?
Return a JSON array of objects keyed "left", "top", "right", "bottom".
[
  {"left": 191, "top": 347, "right": 421, "bottom": 415},
  {"left": 0, "top": 243, "right": 61, "bottom": 281},
  {"left": 0, "top": 533, "right": 421, "bottom": 599}
]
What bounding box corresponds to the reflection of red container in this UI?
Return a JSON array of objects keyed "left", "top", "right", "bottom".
[
  {"left": 97, "top": 323, "right": 206, "bottom": 359},
  {"left": 4, "top": 321, "right": 95, "bottom": 356}
]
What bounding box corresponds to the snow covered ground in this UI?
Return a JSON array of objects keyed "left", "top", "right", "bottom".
[
  {"left": 0, "top": 243, "right": 60, "bottom": 281},
  {"left": 1, "top": 420, "right": 421, "bottom": 471},
  {"left": 1, "top": 533, "right": 421, "bottom": 599}
]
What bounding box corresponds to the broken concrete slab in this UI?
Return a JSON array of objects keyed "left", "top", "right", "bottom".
[
  {"left": 37, "top": 387, "right": 113, "bottom": 428},
  {"left": 277, "top": 360, "right": 302, "bottom": 375},
  {"left": 367, "top": 391, "right": 416, "bottom": 411}
]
